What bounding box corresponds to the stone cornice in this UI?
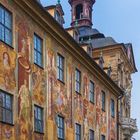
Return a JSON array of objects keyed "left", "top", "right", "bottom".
[{"left": 93, "top": 44, "right": 137, "bottom": 73}]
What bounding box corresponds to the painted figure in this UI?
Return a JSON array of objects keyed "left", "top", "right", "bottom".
[
  {"left": 19, "top": 79, "right": 31, "bottom": 119},
  {"left": 3, "top": 52, "right": 15, "bottom": 90},
  {"left": 18, "top": 38, "right": 31, "bottom": 73}
]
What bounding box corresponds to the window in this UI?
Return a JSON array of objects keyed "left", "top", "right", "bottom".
[
  {"left": 0, "top": 5, "right": 12, "bottom": 46},
  {"left": 0, "top": 90, "right": 13, "bottom": 124},
  {"left": 89, "top": 81, "right": 94, "bottom": 103},
  {"left": 101, "top": 135, "right": 105, "bottom": 140},
  {"left": 34, "top": 34, "right": 43, "bottom": 67},
  {"left": 102, "top": 91, "right": 105, "bottom": 111},
  {"left": 120, "top": 102, "right": 123, "bottom": 117},
  {"left": 57, "top": 115, "right": 65, "bottom": 140},
  {"left": 57, "top": 54, "right": 64, "bottom": 82},
  {"left": 75, "top": 4, "right": 83, "bottom": 20},
  {"left": 34, "top": 105, "right": 43, "bottom": 133},
  {"left": 89, "top": 130, "right": 94, "bottom": 140},
  {"left": 75, "top": 69, "right": 81, "bottom": 93},
  {"left": 99, "top": 57, "right": 104, "bottom": 69},
  {"left": 75, "top": 123, "right": 81, "bottom": 140},
  {"left": 111, "top": 99, "right": 115, "bottom": 117},
  {"left": 55, "top": 11, "right": 62, "bottom": 25}
]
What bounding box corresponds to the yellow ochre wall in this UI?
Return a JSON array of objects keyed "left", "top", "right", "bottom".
[{"left": 0, "top": 0, "right": 118, "bottom": 140}]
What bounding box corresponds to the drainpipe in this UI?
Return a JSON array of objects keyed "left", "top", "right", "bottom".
[{"left": 117, "top": 93, "right": 124, "bottom": 140}]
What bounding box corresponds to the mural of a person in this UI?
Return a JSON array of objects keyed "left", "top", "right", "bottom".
[
  {"left": 96, "top": 86, "right": 101, "bottom": 126},
  {"left": 3, "top": 52, "right": 15, "bottom": 90},
  {"left": 18, "top": 79, "right": 31, "bottom": 119},
  {"left": 18, "top": 38, "right": 31, "bottom": 73},
  {"left": 18, "top": 79, "right": 32, "bottom": 140},
  {"left": 4, "top": 125, "right": 12, "bottom": 140},
  {"left": 84, "top": 117, "right": 88, "bottom": 139}
]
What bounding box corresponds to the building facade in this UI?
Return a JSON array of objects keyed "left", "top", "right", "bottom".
[{"left": 0, "top": 0, "right": 137, "bottom": 140}]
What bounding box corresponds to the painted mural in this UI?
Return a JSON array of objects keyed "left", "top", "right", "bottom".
[
  {"left": 0, "top": 1, "right": 119, "bottom": 140},
  {"left": 0, "top": 43, "right": 16, "bottom": 92},
  {"left": 17, "top": 21, "right": 32, "bottom": 140},
  {"left": 32, "top": 65, "right": 46, "bottom": 106}
]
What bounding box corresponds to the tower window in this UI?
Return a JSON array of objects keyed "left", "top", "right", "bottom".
[{"left": 75, "top": 4, "right": 83, "bottom": 20}]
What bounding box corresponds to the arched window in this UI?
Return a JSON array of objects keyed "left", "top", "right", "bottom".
[{"left": 75, "top": 4, "right": 83, "bottom": 20}]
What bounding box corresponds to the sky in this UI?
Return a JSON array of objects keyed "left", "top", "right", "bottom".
[{"left": 41, "top": 0, "right": 140, "bottom": 139}]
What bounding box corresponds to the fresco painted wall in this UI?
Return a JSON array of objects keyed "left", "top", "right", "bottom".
[{"left": 0, "top": 0, "right": 118, "bottom": 140}]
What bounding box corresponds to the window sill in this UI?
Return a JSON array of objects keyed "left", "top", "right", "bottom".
[
  {"left": 102, "top": 108, "right": 106, "bottom": 112},
  {"left": 57, "top": 79, "right": 65, "bottom": 85},
  {"left": 75, "top": 91, "right": 81, "bottom": 95},
  {"left": 34, "top": 63, "right": 44, "bottom": 70},
  {"left": 89, "top": 100, "right": 95, "bottom": 104},
  {"left": 34, "top": 130, "right": 44, "bottom": 135},
  {"left": 0, "top": 121, "right": 14, "bottom": 126},
  {"left": 0, "top": 40, "right": 13, "bottom": 49},
  {"left": 111, "top": 115, "right": 115, "bottom": 119}
]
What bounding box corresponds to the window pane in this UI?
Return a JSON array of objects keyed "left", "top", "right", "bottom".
[
  {"left": 34, "top": 107, "right": 37, "bottom": 118},
  {"left": 60, "top": 70, "right": 63, "bottom": 81},
  {"left": 2, "top": 108, "right": 6, "bottom": 122},
  {"left": 0, "top": 107, "right": 2, "bottom": 121},
  {"left": 102, "top": 91, "right": 105, "bottom": 111},
  {"left": 0, "top": 24, "right": 4, "bottom": 41},
  {"left": 111, "top": 99, "right": 115, "bottom": 117},
  {"left": 57, "top": 54, "right": 64, "bottom": 82},
  {"left": 0, "top": 6, "right": 12, "bottom": 46},
  {"left": 5, "top": 11, "right": 12, "bottom": 29},
  {"left": 1, "top": 93, "right": 5, "bottom": 107},
  {"left": 37, "top": 53, "right": 42, "bottom": 66},
  {"left": 5, "top": 28, "right": 12, "bottom": 45},
  {"left": 37, "top": 39, "right": 42, "bottom": 52},
  {"left": 5, "top": 110, "right": 12, "bottom": 123},
  {"left": 57, "top": 55, "right": 59, "bottom": 67},
  {"left": 89, "top": 130, "right": 94, "bottom": 140},
  {"left": 34, "top": 34, "right": 43, "bottom": 67},
  {"left": 38, "top": 108, "right": 42, "bottom": 120},
  {"left": 6, "top": 95, "right": 11, "bottom": 109},
  {"left": 34, "top": 106, "right": 43, "bottom": 133},
  {"left": 75, "top": 124, "right": 81, "bottom": 140},
  {"left": 60, "top": 57, "right": 63, "bottom": 69},
  {"left": 57, "top": 116, "right": 64, "bottom": 139},
  {"left": 0, "top": 7, "right": 4, "bottom": 24},
  {"left": 34, "top": 51, "right": 37, "bottom": 63}
]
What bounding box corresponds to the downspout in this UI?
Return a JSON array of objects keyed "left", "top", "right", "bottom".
[{"left": 117, "top": 93, "right": 124, "bottom": 140}]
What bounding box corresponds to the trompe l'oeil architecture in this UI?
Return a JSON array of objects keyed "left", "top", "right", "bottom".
[{"left": 0, "top": 0, "right": 138, "bottom": 140}]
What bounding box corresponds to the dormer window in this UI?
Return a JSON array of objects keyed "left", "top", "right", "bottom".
[
  {"left": 99, "top": 57, "right": 104, "bottom": 69},
  {"left": 75, "top": 4, "right": 83, "bottom": 20},
  {"left": 55, "top": 10, "right": 62, "bottom": 25},
  {"left": 107, "top": 66, "right": 112, "bottom": 77},
  {"left": 99, "top": 52, "right": 104, "bottom": 69}
]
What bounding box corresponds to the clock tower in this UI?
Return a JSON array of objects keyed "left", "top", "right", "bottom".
[{"left": 69, "top": 0, "right": 95, "bottom": 27}]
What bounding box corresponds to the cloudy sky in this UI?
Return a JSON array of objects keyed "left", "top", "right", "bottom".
[{"left": 41, "top": 0, "right": 140, "bottom": 139}]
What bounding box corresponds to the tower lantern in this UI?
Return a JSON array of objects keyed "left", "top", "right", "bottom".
[{"left": 69, "top": 0, "right": 95, "bottom": 28}]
